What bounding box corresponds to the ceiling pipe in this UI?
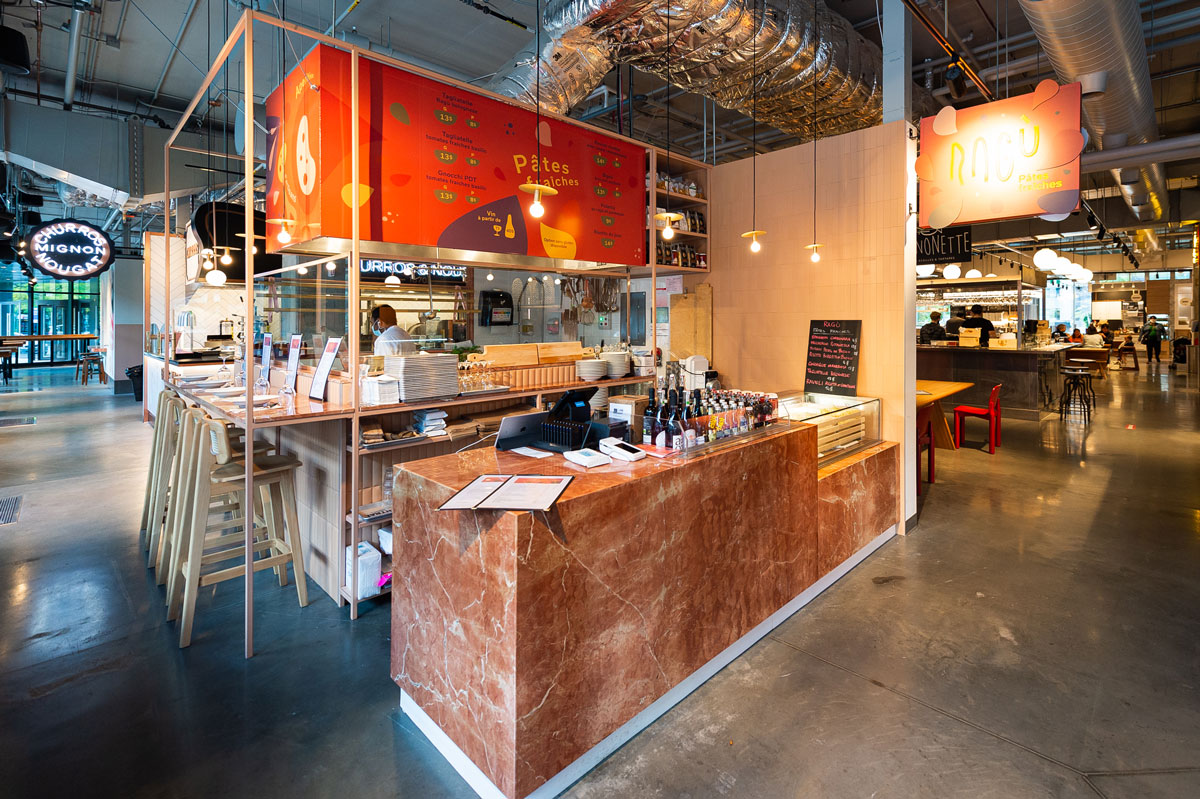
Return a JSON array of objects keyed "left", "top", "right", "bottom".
[
  {"left": 149, "top": 0, "right": 201, "bottom": 103},
  {"left": 1080, "top": 133, "right": 1200, "bottom": 174},
  {"left": 1018, "top": 0, "right": 1170, "bottom": 222},
  {"left": 62, "top": 7, "right": 86, "bottom": 110}
]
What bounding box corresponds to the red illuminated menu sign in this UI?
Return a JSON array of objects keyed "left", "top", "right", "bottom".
[
  {"left": 265, "top": 46, "right": 646, "bottom": 266},
  {"left": 916, "top": 80, "right": 1084, "bottom": 228}
]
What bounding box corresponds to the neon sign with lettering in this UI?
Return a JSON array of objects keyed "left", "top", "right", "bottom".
[
  {"left": 27, "top": 219, "right": 116, "bottom": 281},
  {"left": 917, "top": 80, "right": 1084, "bottom": 228},
  {"left": 359, "top": 260, "right": 467, "bottom": 282}
]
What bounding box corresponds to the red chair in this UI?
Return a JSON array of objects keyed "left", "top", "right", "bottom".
[
  {"left": 954, "top": 384, "right": 1002, "bottom": 454},
  {"left": 916, "top": 405, "right": 934, "bottom": 495}
]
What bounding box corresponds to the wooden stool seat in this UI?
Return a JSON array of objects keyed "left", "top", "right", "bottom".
[{"left": 210, "top": 454, "right": 303, "bottom": 482}]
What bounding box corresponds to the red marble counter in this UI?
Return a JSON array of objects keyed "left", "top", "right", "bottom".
[{"left": 391, "top": 425, "right": 898, "bottom": 798}]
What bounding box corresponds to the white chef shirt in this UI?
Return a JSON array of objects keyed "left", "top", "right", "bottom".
[{"left": 374, "top": 325, "right": 416, "bottom": 356}]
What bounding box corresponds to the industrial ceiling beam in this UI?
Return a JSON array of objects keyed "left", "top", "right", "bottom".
[{"left": 150, "top": 0, "right": 201, "bottom": 103}]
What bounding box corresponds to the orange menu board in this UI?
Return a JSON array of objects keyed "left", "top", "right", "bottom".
[
  {"left": 265, "top": 45, "right": 646, "bottom": 266},
  {"left": 916, "top": 80, "right": 1084, "bottom": 229}
]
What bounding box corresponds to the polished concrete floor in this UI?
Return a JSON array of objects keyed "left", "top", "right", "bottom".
[{"left": 2, "top": 364, "right": 1198, "bottom": 798}]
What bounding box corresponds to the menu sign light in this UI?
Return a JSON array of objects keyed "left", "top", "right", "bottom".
[
  {"left": 27, "top": 219, "right": 115, "bottom": 281},
  {"left": 917, "top": 226, "right": 972, "bottom": 265},
  {"left": 266, "top": 45, "right": 646, "bottom": 266},
  {"left": 916, "top": 80, "right": 1084, "bottom": 229},
  {"left": 804, "top": 320, "right": 862, "bottom": 396}
]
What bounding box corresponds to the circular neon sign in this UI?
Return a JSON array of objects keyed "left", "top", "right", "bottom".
[{"left": 27, "top": 219, "right": 116, "bottom": 281}]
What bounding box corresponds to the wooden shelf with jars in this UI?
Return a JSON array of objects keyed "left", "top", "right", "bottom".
[{"left": 637, "top": 147, "right": 713, "bottom": 278}]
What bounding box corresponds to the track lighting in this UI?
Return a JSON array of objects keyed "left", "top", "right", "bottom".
[{"left": 945, "top": 63, "right": 968, "bottom": 101}]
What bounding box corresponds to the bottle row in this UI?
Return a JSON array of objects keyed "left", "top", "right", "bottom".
[
  {"left": 642, "top": 380, "right": 778, "bottom": 451},
  {"left": 654, "top": 240, "right": 707, "bottom": 269},
  {"left": 651, "top": 208, "right": 707, "bottom": 234}
]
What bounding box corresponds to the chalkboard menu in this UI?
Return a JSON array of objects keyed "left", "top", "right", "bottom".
[{"left": 804, "top": 320, "right": 862, "bottom": 396}]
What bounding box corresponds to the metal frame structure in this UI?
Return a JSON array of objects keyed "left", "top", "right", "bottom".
[{"left": 154, "top": 9, "right": 715, "bottom": 654}]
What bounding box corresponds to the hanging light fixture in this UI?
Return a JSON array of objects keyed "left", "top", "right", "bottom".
[
  {"left": 486, "top": 272, "right": 494, "bottom": 281},
  {"left": 384, "top": 274, "right": 402, "bottom": 285},
  {"left": 219, "top": 248, "right": 233, "bottom": 266},
  {"left": 326, "top": 261, "right": 337, "bottom": 273},
  {"left": 268, "top": 218, "right": 294, "bottom": 244},
  {"left": 741, "top": 1, "right": 766, "bottom": 253},
  {"left": 916, "top": 263, "right": 937, "bottom": 277},
  {"left": 965, "top": 267, "right": 983, "bottom": 278},
  {"left": 205, "top": 268, "right": 227, "bottom": 286},
  {"left": 653, "top": 5, "right": 682, "bottom": 243},
  {"left": 296, "top": 265, "right": 309, "bottom": 276},
  {"left": 518, "top": 0, "right": 558, "bottom": 221},
  {"left": 1033, "top": 247, "right": 1057, "bottom": 270},
  {"left": 943, "top": 264, "right": 962, "bottom": 279},
  {"left": 806, "top": 0, "right": 821, "bottom": 262}
]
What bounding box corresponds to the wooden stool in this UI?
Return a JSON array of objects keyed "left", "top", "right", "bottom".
[
  {"left": 140, "top": 390, "right": 179, "bottom": 539},
  {"left": 167, "top": 418, "right": 309, "bottom": 647},
  {"left": 145, "top": 395, "right": 186, "bottom": 570},
  {"left": 78, "top": 353, "right": 106, "bottom": 385}
]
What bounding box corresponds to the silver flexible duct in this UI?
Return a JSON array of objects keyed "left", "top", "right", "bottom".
[
  {"left": 1018, "top": 0, "right": 1169, "bottom": 222},
  {"left": 487, "top": 0, "right": 935, "bottom": 142}
]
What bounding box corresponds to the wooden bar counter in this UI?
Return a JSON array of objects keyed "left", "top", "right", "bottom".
[{"left": 390, "top": 423, "right": 901, "bottom": 799}]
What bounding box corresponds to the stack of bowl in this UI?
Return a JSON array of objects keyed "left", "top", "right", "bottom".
[{"left": 575, "top": 359, "right": 608, "bottom": 382}]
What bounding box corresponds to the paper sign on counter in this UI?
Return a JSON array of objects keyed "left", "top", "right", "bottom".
[
  {"left": 308, "top": 336, "right": 342, "bottom": 401},
  {"left": 475, "top": 475, "right": 573, "bottom": 512},
  {"left": 437, "top": 475, "right": 511, "bottom": 511},
  {"left": 285, "top": 334, "right": 303, "bottom": 391}
]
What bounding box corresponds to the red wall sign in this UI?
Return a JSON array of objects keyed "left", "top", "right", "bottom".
[
  {"left": 916, "top": 80, "right": 1084, "bottom": 229},
  {"left": 265, "top": 45, "right": 646, "bottom": 266}
]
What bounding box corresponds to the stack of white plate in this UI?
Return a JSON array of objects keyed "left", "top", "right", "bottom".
[
  {"left": 383, "top": 353, "right": 460, "bottom": 402},
  {"left": 600, "top": 351, "right": 630, "bottom": 378},
  {"left": 589, "top": 386, "right": 609, "bottom": 412},
  {"left": 575, "top": 359, "right": 608, "bottom": 382}
]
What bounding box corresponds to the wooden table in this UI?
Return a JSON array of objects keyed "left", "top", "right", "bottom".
[{"left": 916, "top": 379, "right": 974, "bottom": 449}]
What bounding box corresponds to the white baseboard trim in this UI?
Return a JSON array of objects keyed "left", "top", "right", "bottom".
[{"left": 403, "top": 524, "right": 897, "bottom": 799}]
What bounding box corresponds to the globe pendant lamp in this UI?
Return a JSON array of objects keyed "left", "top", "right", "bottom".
[
  {"left": 741, "top": 1, "right": 766, "bottom": 253},
  {"left": 518, "top": 1, "right": 557, "bottom": 221}
]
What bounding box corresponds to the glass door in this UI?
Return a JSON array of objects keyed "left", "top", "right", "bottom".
[{"left": 36, "top": 301, "right": 70, "bottom": 362}]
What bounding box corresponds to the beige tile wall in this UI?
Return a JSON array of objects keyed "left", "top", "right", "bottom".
[{"left": 705, "top": 120, "right": 917, "bottom": 524}]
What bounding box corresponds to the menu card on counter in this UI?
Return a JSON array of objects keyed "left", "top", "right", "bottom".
[
  {"left": 438, "top": 474, "right": 574, "bottom": 512},
  {"left": 284, "top": 334, "right": 303, "bottom": 391},
  {"left": 308, "top": 336, "right": 342, "bottom": 401},
  {"left": 804, "top": 320, "right": 862, "bottom": 396},
  {"left": 260, "top": 333, "right": 272, "bottom": 383}
]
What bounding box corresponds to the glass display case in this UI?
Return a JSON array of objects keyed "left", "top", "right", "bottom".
[{"left": 776, "top": 392, "right": 881, "bottom": 465}]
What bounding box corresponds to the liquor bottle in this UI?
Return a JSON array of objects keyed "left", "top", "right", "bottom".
[
  {"left": 739, "top": 399, "right": 750, "bottom": 433},
  {"left": 708, "top": 411, "right": 718, "bottom": 443},
  {"left": 655, "top": 388, "right": 670, "bottom": 448},
  {"left": 643, "top": 392, "right": 657, "bottom": 445}
]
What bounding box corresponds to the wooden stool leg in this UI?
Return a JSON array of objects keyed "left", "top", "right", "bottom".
[
  {"left": 282, "top": 472, "right": 309, "bottom": 607},
  {"left": 259, "top": 483, "right": 289, "bottom": 587},
  {"left": 141, "top": 393, "right": 170, "bottom": 537}
]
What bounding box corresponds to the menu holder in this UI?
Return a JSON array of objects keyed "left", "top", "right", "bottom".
[
  {"left": 308, "top": 336, "right": 342, "bottom": 401},
  {"left": 438, "top": 474, "right": 573, "bottom": 512},
  {"left": 284, "top": 333, "right": 303, "bottom": 391},
  {"left": 260, "top": 333, "right": 273, "bottom": 383}
]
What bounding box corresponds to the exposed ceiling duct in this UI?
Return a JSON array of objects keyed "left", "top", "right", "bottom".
[
  {"left": 487, "top": 0, "right": 940, "bottom": 143},
  {"left": 1018, "top": 0, "right": 1169, "bottom": 223},
  {"left": 62, "top": 6, "right": 88, "bottom": 111}
]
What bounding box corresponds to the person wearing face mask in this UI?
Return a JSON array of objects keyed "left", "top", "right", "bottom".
[{"left": 371, "top": 304, "right": 415, "bottom": 356}]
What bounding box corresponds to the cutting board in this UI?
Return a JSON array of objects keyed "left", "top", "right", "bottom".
[
  {"left": 472, "top": 343, "right": 540, "bottom": 367},
  {"left": 537, "top": 341, "right": 588, "bottom": 364}
]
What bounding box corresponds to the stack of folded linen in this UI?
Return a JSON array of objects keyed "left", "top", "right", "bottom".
[{"left": 413, "top": 408, "right": 448, "bottom": 437}]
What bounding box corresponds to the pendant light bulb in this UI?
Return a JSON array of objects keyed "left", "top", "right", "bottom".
[
  {"left": 205, "top": 268, "right": 227, "bottom": 286},
  {"left": 296, "top": 266, "right": 308, "bottom": 276},
  {"left": 529, "top": 190, "right": 545, "bottom": 219},
  {"left": 202, "top": 258, "right": 214, "bottom": 271},
  {"left": 486, "top": 272, "right": 494, "bottom": 281},
  {"left": 384, "top": 274, "right": 402, "bottom": 286},
  {"left": 219, "top": 249, "right": 233, "bottom": 266},
  {"left": 326, "top": 261, "right": 336, "bottom": 273},
  {"left": 662, "top": 225, "right": 675, "bottom": 241},
  {"left": 810, "top": 250, "right": 821, "bottom": 263},
  {"left": 750, "top": 236, "right": 761, "bottom": 253},
  {"left": 277, "top": 227, "right": 292, "bottom": 244},
  {"left": 554, "top": 278, "right": 561, "bottom": 285}
]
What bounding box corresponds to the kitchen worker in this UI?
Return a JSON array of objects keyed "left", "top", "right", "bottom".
[{"left": 371, "top": 304, "right": 415, "bottom": 356}]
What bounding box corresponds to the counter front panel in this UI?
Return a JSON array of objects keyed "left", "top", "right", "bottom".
[{"left": 391, "top": 424, "right": 819, "bottom": 797}]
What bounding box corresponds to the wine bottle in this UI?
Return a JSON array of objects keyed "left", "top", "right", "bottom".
[{"left": 643, "top": 392, "right": 657, "bottom": 445}]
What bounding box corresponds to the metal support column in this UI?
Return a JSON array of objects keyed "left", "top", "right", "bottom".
[{"left": 882, "top": 0, "right": 913, "bottom": 124}]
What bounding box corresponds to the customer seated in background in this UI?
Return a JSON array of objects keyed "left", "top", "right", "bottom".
[
  {"left": 920, "top": 311, "right": 948, "bottom": 344},
  {"left": 1116, "top": 334, "right": 1137, "bottom": 366},
  {"left": 1100, "top": 323, "right": 1115, "bottom": 347},
  {"left": 961, "top": 304, "right": 996, "bottom": 348},
  {"left": 1082, "top": 326, "right": 1104, "bottom": 347},
  {"left": 945, "top": 311, "right": 968, "bottom": 336},
  {"left": 1051, "top": 323, "right": 1070, "bottom": 342},
  {"left": 1069, "top": 328, "right": 1083, "bottom": 343}
]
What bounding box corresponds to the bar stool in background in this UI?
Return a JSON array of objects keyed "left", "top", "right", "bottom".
[
  {"left": 916, "top": 404, "right": 935, "bottom": 495},
  {"left": 953, "top": 384, "right": 1003, "bottom": 454},
  {"left": 167, "top": 417, "right": 309, "bottom": 648},
  {"left": 145, "top": 395, "right": 186, "bottom": 572},
  {"left": 1059, "top": 368, "right": 1092, "bottom": 422}
]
